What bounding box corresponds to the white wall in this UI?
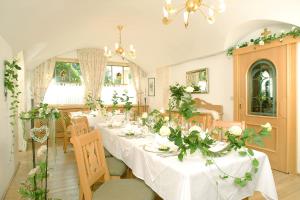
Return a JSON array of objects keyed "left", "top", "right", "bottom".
[
  {"left": 0, "top": 35, "right": 16, "bottom": 198},
  {"left": 168, "top": 53, "right": 234, "bottom": 120}
]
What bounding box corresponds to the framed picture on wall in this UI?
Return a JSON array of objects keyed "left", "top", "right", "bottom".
[
  {"left": 186, "top": 68, "right": 209, "bottom": 94},
  {"left": 148, "top": 78, "right": 155, "bottom": 96}
]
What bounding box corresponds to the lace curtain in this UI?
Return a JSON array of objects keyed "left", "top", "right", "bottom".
[
  {"left": 77, "top": 48, "right": 107, "bottom": 100},
  {"left": 31, "top": 58, "right": 56, "bottom": 104},
  {"left": 129, "top": 61, "right": 147, "bottom": 99}
]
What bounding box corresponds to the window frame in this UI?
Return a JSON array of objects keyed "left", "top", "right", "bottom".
[
  {"left": 53, "top": 58, "right": 82, "bottom": 85},
  {"left": 105, "top": 62, "right": 131, "bottom": 86}
]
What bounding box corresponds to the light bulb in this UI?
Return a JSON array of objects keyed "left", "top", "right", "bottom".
[
  {"left": 163, "top": 7, "right": 169, "bottom": 17},
  {"left": 115, "top": 43, "right": 119, "bottom": 49},
  {"left": 130, "top": 44, "right": 134, "bottom": 51},
  {"left": 217, "top": 1, "right": 226, "bottom": 13},
  {"left": 104, "top": 46, "right": 108, "bottom": 53},
  {"left": 208, "top": 7, "right": 215, "bottom": 17},
  {"left": 165, "top": 0, "right": 172, "bottom": 5},
  {"left": 183, "top": 11, "right": 189, "bottom": 27}
]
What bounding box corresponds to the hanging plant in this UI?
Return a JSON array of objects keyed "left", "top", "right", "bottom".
[
  {"left": 4, "top": 58, "right": 21, "bottom": 155},
  {"left": 227, "top": 26, "right": 300, "bottom": 56}
]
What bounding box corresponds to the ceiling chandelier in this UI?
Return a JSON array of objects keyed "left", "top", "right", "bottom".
[
  {"left": 104, "top": 25, "right": 136, "bottom": 59},
  {"left": 162, "top": 0, "right": 226, "bottom": 28}
]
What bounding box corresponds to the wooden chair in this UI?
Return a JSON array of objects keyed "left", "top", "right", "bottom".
[
  {"left": 71, "top": 130, "right": 155, "bottom": 200},
  {"left": 72, "top": 116, "right": 90, "bottom": 127},
  {"left": 70, "top": 124, "right": 126, "bottom": 179},
  {"left": 188, "top": 113, "right": 213, "bottom": 130},
  {"left": 212, "top": 120, "right": 246, "bottom": 141}
]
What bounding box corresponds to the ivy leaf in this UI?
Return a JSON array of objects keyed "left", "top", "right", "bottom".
[
  {"left": 245, "top": 172, "right": 252, "bottom": 181},
  {"left": 219, "top": 175, "right": 229, "bottom": 180},
  {"left": 238, "top": 151, "right": 247, "bottom": 157},
  {"left": 252, "top": 158, "right": 259, "bottom": 168},
  {"left": 247, "top": 149, "right": 254, "bottom": 156}
]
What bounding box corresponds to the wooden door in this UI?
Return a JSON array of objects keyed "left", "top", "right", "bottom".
[{"left": 235, "top": 45, "right": 289, "bottom": 172}]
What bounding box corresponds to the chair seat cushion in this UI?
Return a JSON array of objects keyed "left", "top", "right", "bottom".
[
  {"left": 93, "top": 179, "right": 155, "bottom": 200},
  {"left": 104, "top": 148, "right": 112, "bottom": 157},
  {"left": 106, "top": 157, "right": 127, "bottom": 176}
]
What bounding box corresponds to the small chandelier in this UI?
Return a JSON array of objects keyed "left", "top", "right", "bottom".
[
  {"left": 104, "top": 25, "right": 136, "bottom": 59},
  {"left": 162, "top": 0, "right": 226, "bottom": 28}
]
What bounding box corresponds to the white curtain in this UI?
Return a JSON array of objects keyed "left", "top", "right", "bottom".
[
  {"left": 31, "top": 58, "right": 56, "bottom": 104},
  {"left": 129, "top": 62, "right": 147, "bottom": 98},
  {"left": 77, "top": 48, "right": 107, "bottom": 100}
]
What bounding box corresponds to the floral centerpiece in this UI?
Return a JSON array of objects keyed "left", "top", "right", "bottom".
[{"left": 111, "top": 90, "right": 119, "bottom": 114}]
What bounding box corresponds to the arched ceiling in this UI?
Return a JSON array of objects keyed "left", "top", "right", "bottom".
[{"left": 0, "top": 0, "right": 299, "bottom": 71}]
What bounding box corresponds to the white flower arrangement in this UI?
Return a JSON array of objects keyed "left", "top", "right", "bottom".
[
  {"left": 185, "top": 86, "right": 194, "bottom": 93},
  {"left": 261, "top": 122, "right": 272, "bottom": 132},
  {"left": 228, "top": 125, "right": 243, "bottom": 136},
  {"left": 142, "top": 112, "right": 148, "bottom": 119},
  {"left": 259, "top": 40, "right": 265, "bottom": 46},
  {"left": 28, "top": 166, "right": 40, "bottom": 177},
  {"left": 37, "top": 145, "right": 47, "bottom": 158},
  {"left": 159, "top": 126, "right": 171, "bottom": 136}
]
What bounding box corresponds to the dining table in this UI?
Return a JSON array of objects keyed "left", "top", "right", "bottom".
[{"left": 92, "top": 119, "right": 278, "bottom": 200}]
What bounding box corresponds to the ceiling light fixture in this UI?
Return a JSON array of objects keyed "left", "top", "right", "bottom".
[
  {"left": 162, "top": 0, "right": 226, "bottom": 28},
  {"left": 104, "top": 25, "right": 136, "bottom": 59}
]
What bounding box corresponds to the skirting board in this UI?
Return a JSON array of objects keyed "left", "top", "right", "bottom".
[{"left": 1, "top": 161, "right": 20, "bottom": 200}]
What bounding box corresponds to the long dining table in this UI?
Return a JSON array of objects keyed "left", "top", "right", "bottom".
[{"left": 94, "top": 121, "right": 278, "bottom": 200}]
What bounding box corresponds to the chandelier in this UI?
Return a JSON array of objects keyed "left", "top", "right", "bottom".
[
  {"left": 162, "top": 0, "right": 226, "bottom": 28},
  {"left": 104, "top": 25, "right": 136, "bottom": 59}
]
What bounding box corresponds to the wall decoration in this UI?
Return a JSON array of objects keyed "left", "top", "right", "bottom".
[
  {"left": 186, "top": 68, "right": 208, "bottom": 94},
  {"left": 148, "top": 78, "right": 155, "bottom": 96}
]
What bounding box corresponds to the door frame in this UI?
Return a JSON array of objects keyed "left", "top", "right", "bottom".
[{"left": 233, "top": 36, "right": 298, "bottom": 174}]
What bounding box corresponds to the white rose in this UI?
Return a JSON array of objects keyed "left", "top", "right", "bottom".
[
  {"left": 259, "top": 40, "right": 264, "bottom": 46},
  {"left": 189, "top": 125, "right": 202, "bottom": 133},
  {"left": 46, "top": 108, "right": 51, "bottom": 114},
  {"left": 159, "top": 126, "right": 171, "bottom": 136},
  {"left": 199, "top": 131, "right": 207, "bottom": 140},
  {"left": 159, "top": 108, "right": 165, "bottom": 113},
  {"left": 37, "top": 145, "right": 47, "bottom": 158},
  {"left": 228, "top": 126, "right": 243, "bottom": 136},
  {"left": 24, "top": 113, "right": 30, "bottom": 118},
  {"left": 185, "top": 86, "right": 194, "bottom": 93},
  {"left": 164, "top": 116, "right": 169, "bottom": 122},
  {"left": 142, "top": 112, "right": 148, "bottom": 119},
  {"left": 28, "top": 166, "right": 40, "bottom": 177},
  {"left": 235, "top": 45, "right": 240, "bottom": 49},
  {"left": 38, "top": 108, "right": 43, "bottom": 114},
  {"left": 261, "top": 122, "right": 272, "bottom": 132}
]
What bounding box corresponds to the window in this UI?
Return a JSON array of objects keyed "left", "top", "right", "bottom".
[
  {"left": 101, "top": 64, "right": 136, "bottom": 104},
  {"left": 43, "top": 60, "right": 85, "bottom": 104},
  {"left": 248, "top": 59, "right": 276, "bottom": 116}
]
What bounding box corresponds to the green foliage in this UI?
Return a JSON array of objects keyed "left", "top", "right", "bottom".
[
  {"left": 111, "top": 90, "right": 119, "bottom": 113},
  {"left": 20, "top": 103, "right": 60, "bottom": 120},
  {"left": 169, "top": 83, "right": 196, "bottom": 121},
  {"left": 55, "top": 62, "right": 81, "bottom": 84},
  {"left": 85, "top": 94, "right": 104, "bottom": 111},
  {"left": 119, "top": 90, "right": 133, "bottom": 112},
  {"left": 227, "top": 26, "right": 300, "bottom": 56},
  {"left": 4, "top": 59, "right": 21, "bottom": 155}
]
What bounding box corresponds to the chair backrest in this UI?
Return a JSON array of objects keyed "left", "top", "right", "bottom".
[
  {"left": 71, "top": 130, "right": 110, "bottom": 200},
  {"left": 70, "top": 121, "right": 90, "bottom": 138},
  {"left": 213, "top": 120, "right": 246, "bottom": 130},
  {"left": 72, "top": 116, "right": 89, "bottom": 126},
  {"left": 188, "top": 113, "right": 213, "bottom": 130}
]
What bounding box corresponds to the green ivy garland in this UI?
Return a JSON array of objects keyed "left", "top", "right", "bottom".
[
  {"left": 4, "top": 59, "right": 21, "bottom": 156},
  {"left": 168, "top": 124, "right": 270, "bottom": 187},
  {"left": 227, "top": 26, "right": 300, "bottom": 56}
]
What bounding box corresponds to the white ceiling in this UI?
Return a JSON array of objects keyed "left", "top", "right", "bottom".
[{"left": 0, "top": 0, "right": 300, "bottom": 71}]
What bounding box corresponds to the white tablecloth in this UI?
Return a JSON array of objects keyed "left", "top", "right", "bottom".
[{"left": 96, "top": 123, "right": 278, "bottom": 200}]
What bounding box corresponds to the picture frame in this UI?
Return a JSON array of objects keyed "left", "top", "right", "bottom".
[
  {"left": 186, "top": 68, "right": 209, "bottom": 94},
  {"left": 148, "top": 78, "right": 155, "bottom": 96}
]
